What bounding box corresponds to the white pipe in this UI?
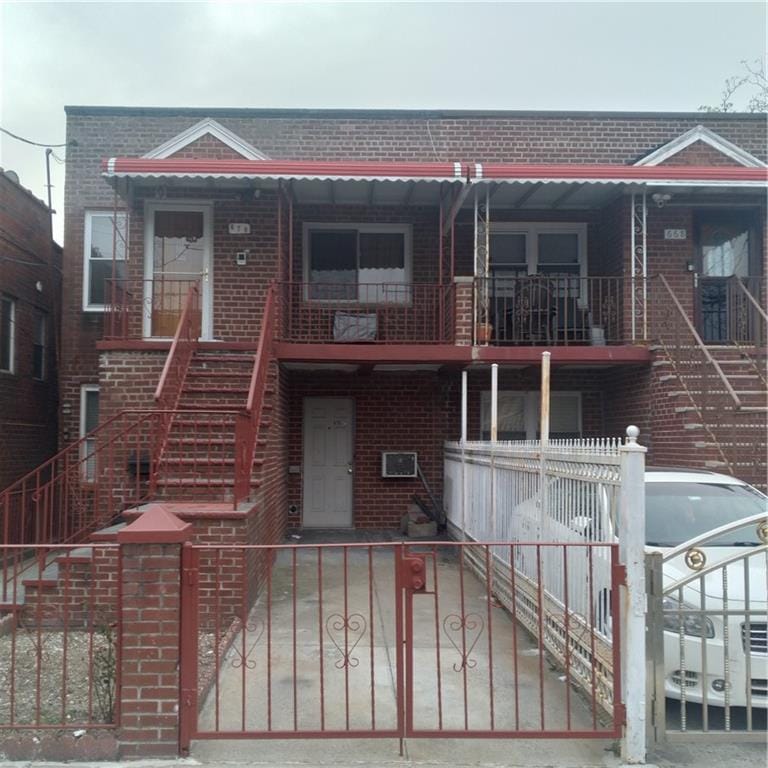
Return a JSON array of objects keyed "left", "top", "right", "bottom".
[
  {"left": 460, "top": 370, "right": 468, "bottom": 444},
  {"left": 490, "top": 363, "right": 498, "bottom": 443},
  {"left": 540, "top": 351, "right": 550, "bottom": 446}
]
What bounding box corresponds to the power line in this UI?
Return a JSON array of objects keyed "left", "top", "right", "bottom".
[{"left": 0, "top": 126, "right": 70, "bottom": 148}]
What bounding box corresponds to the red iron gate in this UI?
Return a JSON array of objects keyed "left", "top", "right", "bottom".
[{"left": 179, "top": 541, "right": 624, "bottom": 751}]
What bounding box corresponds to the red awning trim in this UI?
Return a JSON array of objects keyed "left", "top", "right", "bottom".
[
  {"left": 103, "top": 157, "right": 467, "bottom": 182},
  {"left": 473, "top": 163, "right": 768, "bottom": 185},
  {"left": 102, "top": 157, "right": 768, "bottom": 188}
]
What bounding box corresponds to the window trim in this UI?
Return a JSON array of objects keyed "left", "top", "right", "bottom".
[
  {"left": 0, "top": 294, "right": 16, "bottom": 374},
  {"left": 83, "top": 210, "right": 128, "bottom": 312},
  {"left": 480, "top": 390, "right": 582, "bottom": 440},
  {"left": 32, "top": 311, "right": 47, "bottom": 381},
  {"left": 302, "top": 222, "right": 413, "bottom": 303}
]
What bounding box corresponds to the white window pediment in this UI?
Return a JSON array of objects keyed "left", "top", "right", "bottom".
[
  {"left": 635, "top": 125, "right": 766, "bottom": 168},
  {"left": 143, "top": 118, "right": 269, "bottom": 160}
]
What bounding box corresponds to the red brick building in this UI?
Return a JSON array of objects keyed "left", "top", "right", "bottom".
[
  {"left": 0, "top": 169, "right": 60, "bottom": 491},
  {"left": 54, "top": 107, "right": 766, "bottom": 537}
]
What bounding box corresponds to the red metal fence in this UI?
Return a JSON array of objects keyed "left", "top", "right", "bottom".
[
  {"left": 179, "top": 540, "right": 623, "bottom": 749},
  {"left": 0, "top": 543, "right": 121, "bottom": 731}
]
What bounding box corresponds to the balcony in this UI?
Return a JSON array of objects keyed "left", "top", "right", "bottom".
[
  {"left": 275, "top": 282, "right": 455, "bottom": 344},
  {"left": 476, "top": 275, "right": 626, "bottom": 346}
]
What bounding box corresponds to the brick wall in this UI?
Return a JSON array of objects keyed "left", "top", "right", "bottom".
[{"left": 0, "top": 174, "right": 60, "bottom": 490}]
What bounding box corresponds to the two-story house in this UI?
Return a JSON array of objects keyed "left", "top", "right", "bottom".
[{"left": 42, "top": 107, "right": 767, "bottom": 544}]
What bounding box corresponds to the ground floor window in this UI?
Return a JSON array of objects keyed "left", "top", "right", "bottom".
[
  {"left": 80, "top": 385, "right": 99, "bottom": 480},
  {"left": 480, "top": 390, "right": 581, "bottom": 440}
]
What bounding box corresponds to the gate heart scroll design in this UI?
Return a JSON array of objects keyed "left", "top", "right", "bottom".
[
  {"left": 326, "top": 612, "right": 367, "bottom": 669},
  {"left": 229, "top": 617, "right": 266, "bottom": 670},
  {"left": 442, "top": 613, "right": 485, "bottom": 672}
]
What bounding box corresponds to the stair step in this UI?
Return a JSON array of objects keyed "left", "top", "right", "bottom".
[
  {"left": 161, "top": 457, "right": 235, "bottom": 467},
  {"left": 187, "top": 370, "right": 252, "bottom": 379},
  {"left": 177, "top": 404, "right": 243, "bottom": 412},
  {"left": 166, "top": 436, "right": 233, "bottom": 446},
  {"left": 157, "top": 477, "right": 261, "bottom": 488},
  {"left": 194, "top": 354, "right": 254, "bottom": 363},
  {"left": 89, "top": 522, "right": 127, "bottom": 542},
  {"left": 183, "top": 386, "right": 250, "bottom": 394}
]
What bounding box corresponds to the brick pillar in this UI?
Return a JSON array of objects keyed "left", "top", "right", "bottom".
[
  {"left": 454, "top": 276, "right": 474, "bottom": 345},
  {"left": 116, "top": 504, "right": 192, "bottom": 758}
]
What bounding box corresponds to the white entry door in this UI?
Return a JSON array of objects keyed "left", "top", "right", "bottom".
[
  {"left": 302, "top": 398, "right": 354, "bottom": 528},
  {"left": 143, "top": 202, "right": 213, "bottom": 339}
]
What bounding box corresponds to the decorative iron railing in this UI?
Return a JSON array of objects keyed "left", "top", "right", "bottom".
[
  {"left": 698, "top": 275, "right": 766, "bottom": 346},
  {"left": 275, "top": 281, "right": 455, "bottom": 344},
  {"left": 474, "top": 275, "right": 625, "bottom": 345},
  {"left": 233, "top": 285, "right": 276, "bottom": 507},
  {"left": 103, "top": 277, "right": 201, "bottom": 340},
  {"left": 152, "top": 285, "right": 201, "bottom": 473}
]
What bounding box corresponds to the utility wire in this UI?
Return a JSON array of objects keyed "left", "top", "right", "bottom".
[{"left": 0, "top": 126, "right": 70, "bottom": 148}]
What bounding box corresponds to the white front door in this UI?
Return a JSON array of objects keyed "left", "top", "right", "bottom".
[
  {"left": 302, "top": 398, "right": 354, "bottom": 528},
  {"left": 143, "top": 202, "right": 213, "bottom": 339}
]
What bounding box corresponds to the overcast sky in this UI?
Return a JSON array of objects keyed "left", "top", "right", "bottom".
[{"left": 1, "top": 0, "right": 765, "bottom": 243}]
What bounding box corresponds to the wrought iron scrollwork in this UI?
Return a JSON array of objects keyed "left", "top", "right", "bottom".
[
  {"left": 229, "top": 617, "right": 265, "bottom": 669},
  {"left": 326, "top": 612, "right": 367, "bottom": 669},
  {"left": 442, "top": 612, "right": 485, "bottom": 672}
]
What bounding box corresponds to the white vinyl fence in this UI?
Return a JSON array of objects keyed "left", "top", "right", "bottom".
[{"left": 443, "top": 433, "right": 647, "bottom": 762}]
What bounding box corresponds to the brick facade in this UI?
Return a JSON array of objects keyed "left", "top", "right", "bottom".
[
  {"left": 0, "top": 172, "right": 60, "bottom": 491},
  {"left": 56, "top": 106, "right": 767, "bottom": 514}
]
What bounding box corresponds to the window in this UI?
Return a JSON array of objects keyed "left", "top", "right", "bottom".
[
  {"left": 80, "top": 385, "right": 100, "bottom": 481},
  {"left": 480, "top": 391, "right": 582, "bottom": 440},
  {"left": 489, "top": 223, "right": 586, "bottom": 298},
  {"left": 83, "top": 211, "right": 127, "bottom": 310},
  {"left": 304, "top": 223, "right": 411, "bottom": 302},
  {"left": 0, "top": 295, "right": 15, "bottom": 373},
  {"left": 32, "top": 312, "right": 46, "bottom": 380}
]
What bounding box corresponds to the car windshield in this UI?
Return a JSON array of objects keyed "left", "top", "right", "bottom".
[{"left": 646, "top": 482, "right": 766, "bottom": 547}]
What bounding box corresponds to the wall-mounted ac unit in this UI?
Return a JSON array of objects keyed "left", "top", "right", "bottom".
[{"left": 381, "top": 452, "right": 417, "bottom": 478}]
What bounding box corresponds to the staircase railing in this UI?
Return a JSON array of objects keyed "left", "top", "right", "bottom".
[
  {"left": 0, "top": 410, "right": 163, "bottom": 549},
  {"left": 152, "top": 284, "right": 201, "bottom": 484},
  {"left": 655, "top": 275, "right": 744, "bottom": 474},
  {"left": 233, "top": 286, "right": 276, "bottom": 507}
]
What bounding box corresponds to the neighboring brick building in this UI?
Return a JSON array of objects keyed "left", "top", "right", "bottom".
[
  {"left": 0, "top": 169, "right": 60, "bottom": 491},
  {"left": 49, "top": 107, "right": 766, "bottom": 537}
]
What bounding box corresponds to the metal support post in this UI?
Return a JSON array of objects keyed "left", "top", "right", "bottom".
[
  {"left": 645, "top": 551, "right": 666, "bottom": 748},
  {"left": 460, "top": 369, "right": 468, "bottom": 444},
  {"left": 490, "top": 363, "right": 498, "bottom": 443},
  {"left": 619, "top": 425, "right": 647, "bottom": 764}
]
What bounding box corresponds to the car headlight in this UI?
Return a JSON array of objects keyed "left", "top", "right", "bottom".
[{"left": 662, "top": 596, "right": 715, "bottom": 638}]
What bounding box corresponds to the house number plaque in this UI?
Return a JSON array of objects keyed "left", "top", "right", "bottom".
[
  {"left": 228, "top": 222, "right": 251, "bottom": 234},
  {"left": 664, "top": 229, "right": 687, "bottom": 240}
]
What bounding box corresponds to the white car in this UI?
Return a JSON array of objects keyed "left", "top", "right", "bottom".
[
  {"left": 644, "top": 469, "right": 767, "bottom": 709},
  {"left": 525, "top": 468, "right": 767, "bottom": 709}
]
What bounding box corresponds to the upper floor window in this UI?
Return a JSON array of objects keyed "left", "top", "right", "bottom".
[
  {"left": 489, "top": 223, "right": 587, "bottom": 276},
  {"left": 0, "top": 295, "right": 15, "bottom": 373},
  {"left": 83, "top": 211, "right": 127, "bottom": 311},
  {"left": 33, "top": 312, "right": 47, "bottom": 380},
  {"left": 303, "top": 223, "right": 411, "bottom": 303}
]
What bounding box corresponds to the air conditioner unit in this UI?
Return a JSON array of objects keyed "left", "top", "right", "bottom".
[{"left": 381, "top": 452, "right": 418, "bottom": 478}]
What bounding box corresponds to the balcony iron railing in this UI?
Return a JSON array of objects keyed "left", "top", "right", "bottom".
[
  {"left": 103, "top": 278, "right": 201, "bottom": 340},
  {"left": 275, "top": 281, "right": 455, "bottom": 344},
  {"left": 475, "top": 275, "right": 625, "bottom": 345}
]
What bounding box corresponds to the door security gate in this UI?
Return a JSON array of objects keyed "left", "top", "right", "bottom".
[{"left": 179, "top": 540, "right": 625, "bottom": 751}]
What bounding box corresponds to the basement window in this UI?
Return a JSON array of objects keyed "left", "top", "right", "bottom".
[
  {"left": 480, "top": 391, "right": 582, "bottom": 440},
  {"left": 83, "top": 211, "right": 127, "bottom": 311},
  {"left": 304, "top": 223, "right": 411, "bottom": 302},
  {"left": 80, "top": 385, "right": 99, "bottom": 481}
]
